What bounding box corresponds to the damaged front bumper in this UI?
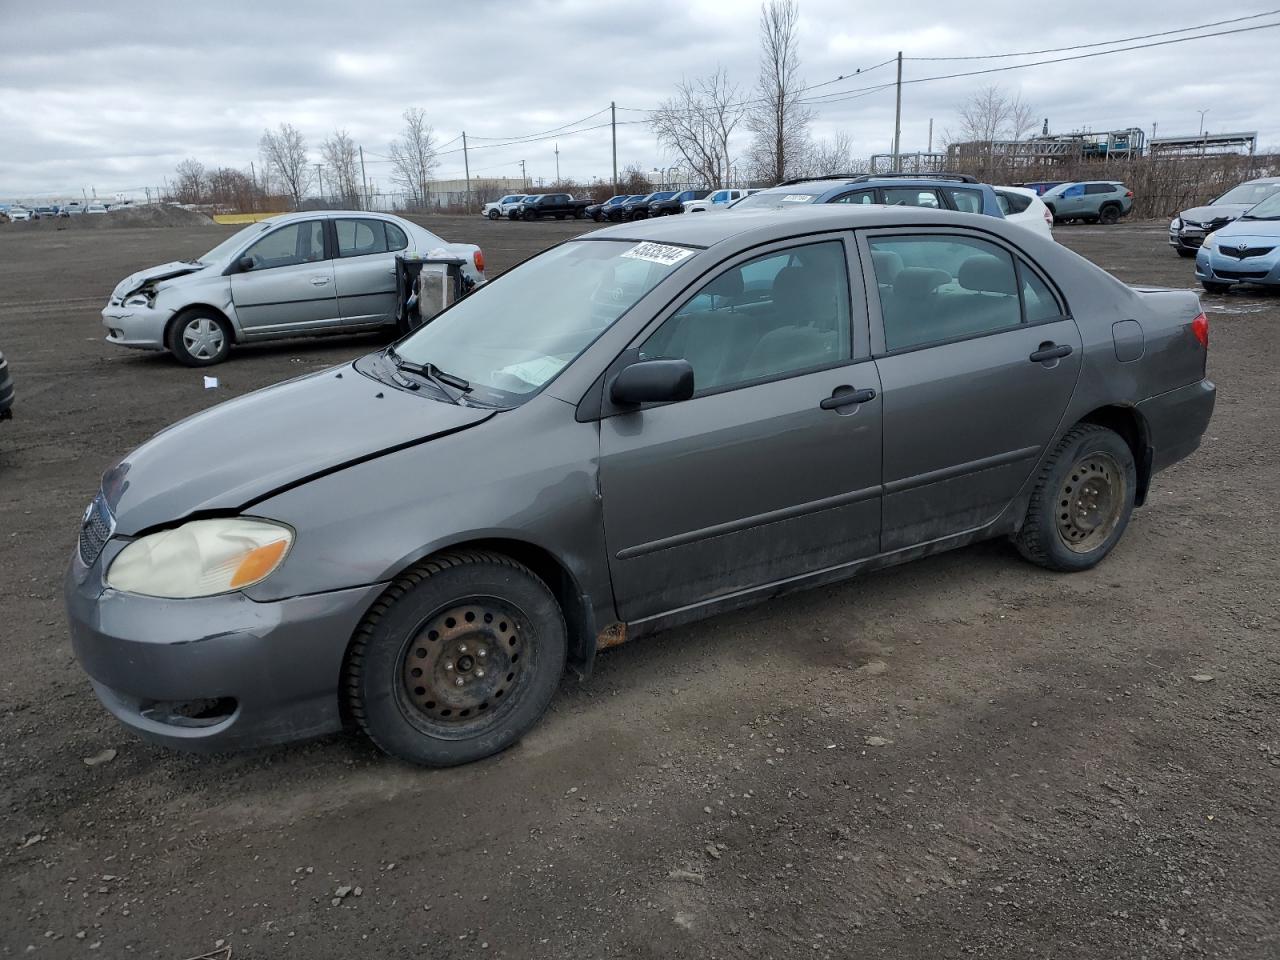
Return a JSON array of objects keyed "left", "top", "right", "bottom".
[{"left": 101, "top": 303, "right": 173, "bottom": 351}]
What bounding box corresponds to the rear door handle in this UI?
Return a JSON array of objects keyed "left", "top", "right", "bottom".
[
  {"left": 820, "top": 387, "right": 876, "bottom": 410},
  {"left": 1029, "top": 342, "right": 1072, "bottom": 363},
  {"left": 310, "top": 276, "right": 331, "bottom": 286}
]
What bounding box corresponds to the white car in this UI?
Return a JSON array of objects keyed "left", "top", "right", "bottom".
[
  {"left": 7, "top": 207, "right": 33, "bottom": 221},
  {"left": 86, "top": 203, "right": 108, "bottom": 214},
  {"left": 482, "top": 195, "right": 528, "bottom": 220},
  {"left": 995, "top": 187, "right": 1054, "bottom": 240},
  {"left": 683, "top": 188, "right": 760, "bottom": 213}
]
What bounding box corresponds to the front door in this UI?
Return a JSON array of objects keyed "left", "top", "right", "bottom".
[
  {"left": 230, "top": 219, "right": 337, "bottom": 334},
  {"left": 599, "top": 237, "right": 883, "bottom": 622},
  {"left": 860, "top": 230, "right": 1082, "bottom": 551},
  {"left": 332, "top": 217, "right": 406, "bottom": 325}
]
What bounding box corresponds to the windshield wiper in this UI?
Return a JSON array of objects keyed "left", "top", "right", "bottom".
[{"left": 386, "top": 346, "right": 470, "bottom": 404}]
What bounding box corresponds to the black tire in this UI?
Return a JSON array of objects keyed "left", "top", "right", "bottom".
[
  {"left": 1015, "top": 424, "right": 1136, "bottom": 572},
  {"left": 1098, "top": 205, "right": 1120, "bottom": 225},
  {"left": 1176, "top": 247, "right": 1197, "bottom": 258},
  {"left": 167, "top": 309, "right": 231, "bottom": 366},
  {"left": 487, "top": 209, "right": 500, "bottom": 220},
  {"left": 574, "top": 209, "right": 585, "bottom": 219},
  {"left": 344, "top": 551, "right": 567, "bottom": 767},
  {"left": 555, "top": 213, "right": 565, "bottom": 220},
  {"left": 1202, "top": 280, "right": 1232, "bottom": 294},
  {"left": 522, "top": 210, "right": 535, "bottom": 222}
]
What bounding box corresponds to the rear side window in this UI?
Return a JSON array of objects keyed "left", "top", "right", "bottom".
[
  {"left": 882, "top": 187, "right": 941, "bottom": 209},
  {"left": 996, "top": 191, "right": 1032, "bottom": 215},
  {"left": 944, "top": 188, "right": 984, "bottom": 214},
  {"left": 832, "top": 190, "right": 875, "bottom": 205},
  {"left": 1085, "top": 183, "right": 1116, "bottom": 195},
  {"left": 868, "top": 235, "right": 1022, "bottom": 351},
  {"left": 1021, "top": 268, "right": 1063, "bottom": 323},
  {"left": 335, "top": 219, "right": 389, "bottom": 258},
  {"left": 384, "top": 221, "right": 409, "bottom": 252}
]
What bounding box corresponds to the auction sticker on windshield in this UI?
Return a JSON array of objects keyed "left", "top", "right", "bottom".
[
  {"left": 621, "top": 242, "right": 695, "bottom": 266},
  {"left": 781, "top": 194, "right": 816, "bottom": 203}
]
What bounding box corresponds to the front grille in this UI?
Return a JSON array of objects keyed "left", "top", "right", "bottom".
[
  {"left": 1214, "top": 269, "right": 1270, "bottom": 281},
  {"left": 78, "top": 494, "right": 114, "bottom": 566},
  {"left": 1219, "top": 246, "right": 1275, "bottom": 260}
]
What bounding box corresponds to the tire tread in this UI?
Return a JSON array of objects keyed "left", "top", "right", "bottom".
[{"left": 1016, "top": 423, "right": 1115, "bottom": 568}]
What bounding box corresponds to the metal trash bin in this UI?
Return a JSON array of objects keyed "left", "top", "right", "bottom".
[{"left": 395, "top": 254, "right": 469, "bottom": 333}]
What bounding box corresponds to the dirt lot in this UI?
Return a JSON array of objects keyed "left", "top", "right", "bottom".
[{"left": 1, "top": 215, "right": 1277, "bottom": 959}]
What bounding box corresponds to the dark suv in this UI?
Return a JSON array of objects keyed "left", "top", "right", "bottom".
[{"left": 730, "top": 173, "right": 1006, "bottom": 218}]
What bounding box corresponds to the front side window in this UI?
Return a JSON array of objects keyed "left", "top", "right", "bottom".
[
  {"left": 243, "top": 221, "right": 325, "bottom": 269},
  {"left": 710, "top": 191, "right": 729, "bottom": 202},
  {"left": 639, "top": 241, "right": 851, "bottom": 393},
  {"left": 396, "top": 239, "right": 692, "bottom": 404},
  {"left": 944, "top": 187, "right": 984, "bottom": 214},
  {"left": 868, "top": 235, "right": 1023, "bottom": 351},
  {"left": 1063, "top": 185, "right": 1086, "bottom": 198},
  {"left": 882, "top": 187, "right": 941, "bottom": 209}
]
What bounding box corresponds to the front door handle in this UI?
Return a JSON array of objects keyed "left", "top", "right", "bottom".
[
  {"left": 820, "top": 387, "right": 876, "bottom": 410},
  {"left": 1029, "top": 342, "right": 1072, "bottom": 363},
  {"left": 310, "top": 276, "right": 331, "bottom": 286}
]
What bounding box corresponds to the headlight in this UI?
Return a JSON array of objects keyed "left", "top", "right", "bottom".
[
  {"left": 1202, "top": 232, "right": 1216, "bottom": 249},
  {"left": 1171, "top": 217, "right": 1182, "bottom": 230},
  {"left": 106, "top": 518, "right": 293, "bottom": 598},
  {"left": 122, "top": 290, "right": 155, "bottom": 308}
]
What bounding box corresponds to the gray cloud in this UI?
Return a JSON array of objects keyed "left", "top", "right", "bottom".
[{"left": 1, "top": 0, "right": 1275, "bottom": 199}]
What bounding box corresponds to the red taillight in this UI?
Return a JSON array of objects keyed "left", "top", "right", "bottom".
[
  {"left": 1191, "top": 312, "right": 1209, "bottom": 348},
  {"left": 1125, "top": 190, "right": 1134, "bottom": 198},
  {"left": 473, "top": 249, "right": 485, "bottom": 274}
]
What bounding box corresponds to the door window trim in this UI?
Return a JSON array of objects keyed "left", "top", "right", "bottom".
[
  {"left": 856, "top": 227, "right": 1071, "bottom": 358},
  {"left": 227, "top": 219, "right": 330, "bottom": 275},
  {"left": 332, "top": 215, "right": 394, "bottom": 259}
]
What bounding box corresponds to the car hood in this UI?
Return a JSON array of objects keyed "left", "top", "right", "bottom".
[
  {"left": 1209, "top": 218, "right": 1280, "bottom": 242},
  {"left": 110, "top": 260, "right": 211, "bottom": 300},
  {"left": 1178, "top": 203, "right": 1253, "bottom": 226},
  {"left": 102, "top": 362, "right": 493, "bottom": 536}
]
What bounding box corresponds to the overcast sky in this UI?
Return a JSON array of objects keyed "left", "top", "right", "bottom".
[{"left": 1, "top": 0, "right": 1277, "bottom": 200}]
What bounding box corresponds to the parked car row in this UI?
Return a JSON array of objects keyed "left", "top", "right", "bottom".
[
  {"left": 1180, "top": 178, "right": 1280, "bottom": 295},
  {"left": 1, "top": 201, "right": 111, "bottom": 220},
  {"left": 481, "top": 187, "right": 766, "bottom": 224}
]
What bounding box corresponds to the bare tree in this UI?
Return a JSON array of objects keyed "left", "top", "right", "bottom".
[
  {"left": 172, "top": 158, "right": 206, "bottom": 204},
  {"left": 321, "top": 130, "right": 362, "bottom": 207},
  {"left": 804, "top": 131, "right": 855, "bottom": 176},
  {"left": 618, "top": 163, "right": 655, "bottom": 195},
  {"left": 206, "top": 167, "right": 263, "bottom": 211},
  {"left": 388, "top": 108, "right": 439, "bottom": 209},
  {"left": 650, "top": 68, "right": 745, "bottom": 187},
  {"left": 952, "top": 85, "right": 1037, "bottom": 179},
  {"left": 259, "top": 123, "right": 312, "bottom": 210},
  {"left": 746, "top": 0, "right": 813, "bottom": 183}
]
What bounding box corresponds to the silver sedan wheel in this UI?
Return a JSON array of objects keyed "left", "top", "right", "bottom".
[{"left": 181, "top": 317, "right": 226, "bottom": 361}]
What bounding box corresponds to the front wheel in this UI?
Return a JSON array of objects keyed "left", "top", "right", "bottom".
[
  {"left": 487, "top": 209, "right": 500, "bottom": 220},
  {"left": 1202, "top": 280, "right": 1232, "bottom": 294},
  {"left": 1015, "top": 425, "right": 1136, "bottom": 572},
  {"left": 168, "top": 310, "right": 231, "bottom": 366},
  {"left": 344, "top": 551, "right": 568, "bottom": 767},
  {"left": 522, "top": 210, "right": 535, "bottom": 222}
]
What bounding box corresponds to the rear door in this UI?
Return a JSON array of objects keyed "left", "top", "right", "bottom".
[
  {"left": 860, "top": 229, "right": 1081, "bottom": 551},
  {"left": 331, "top": 217, "right": 408, "bottom": 326},
  {"left": 229, "top": 219, "right": 337, "bottom": 334},
  {"left": 599, "top": 235, "right": 882, "bottom": 621}
]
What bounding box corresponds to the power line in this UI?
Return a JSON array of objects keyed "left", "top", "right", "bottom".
[
  {"left": 906, "top": 9, "right": 1280, "bottom": 60},
  {"left": 465, "top": 107, "right": 611, "bottom": 142}
]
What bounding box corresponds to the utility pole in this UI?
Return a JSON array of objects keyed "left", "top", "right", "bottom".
[
  {"left": 892, "top": 51, "right": 903, "bottom": 172},
  {"left": 554, "top": 142, "right": 560, "bottom": 183},
  {"left": 315, "top": 163, "right": 324, "bottom": 203},
  {"left": 610, "top": 101, "right": 618, "bottom": 194},
  {"left": 462, "top": 131, "right": 472, "bottom": 214},
  {"left": 927, "top": 118, "right": 933, "bottom": 154},
  {"left": 359, "top": 146, "right": 369, "bottom": 211},
  {"left": 519, "top": 159, "right": 527, "bottom": 190},
  {"left": 1197, "top": 109, "right": 1208, "bottom": 137}
]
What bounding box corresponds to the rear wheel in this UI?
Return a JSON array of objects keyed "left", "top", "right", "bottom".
[
  {"left": 344, "top": 551, "right": 567, "bottom": 767},
  {"left": 167, "top": 309, "right": 231, "bottom": 366},
  {"left": 1098, "top": 205, "right": 1120, "bottom": 225},
  {"left": 1015, "top": 425, "right": 1136, "bottom": 572},
  {"left": 1201, "top": 280, "right": 1232, "bottom": 294}
]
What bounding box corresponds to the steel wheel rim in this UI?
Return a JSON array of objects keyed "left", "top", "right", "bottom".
[
  {"left": 397, "top": 597, "right": 533, "bottom": 739},
  {"left": 1055, "top": 451, "right": 1126, "bottom": 553},
  {"left": 182, "top": 317, "right": 224, "bottom": 360}
]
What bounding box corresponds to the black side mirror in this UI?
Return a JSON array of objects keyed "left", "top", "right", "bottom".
[
  {"left": 610, "top": 359, "right": 695, "bottom": 407},
  {"left": 237, "top": 256, "right": 255, "bottom": 272}
]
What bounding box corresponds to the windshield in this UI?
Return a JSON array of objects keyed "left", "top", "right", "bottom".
[
  {"left": 731, "top": 189, "right": 820, "bottom": 210},
  {"left": 1215, "top": 182, "right": 1280, "bottom": 206},
  {"left": 394, "top": 239, "right": 695, "bottom": 404},
  {"left": 1242, "top": 191, "right": 1280, "bottom": 219},
  {"left": 199, "top": 221, "right": 273, "bottom": 263}
]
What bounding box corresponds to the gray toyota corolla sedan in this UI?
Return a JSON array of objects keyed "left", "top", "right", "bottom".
[
  {"left": 101, "top": 211, "right": 485, "bottom": 366},
  {"left": 66, "top": 206, "right": 1216, "bottom": 766}
]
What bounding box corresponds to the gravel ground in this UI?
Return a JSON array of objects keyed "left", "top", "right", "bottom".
[{"left": 0, "top": 216, "right": 1277, "bottom": 959}]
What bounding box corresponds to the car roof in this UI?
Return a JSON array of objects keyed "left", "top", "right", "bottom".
[{"left": 585, "top": 204, "right": 1017, "bottom": 248}]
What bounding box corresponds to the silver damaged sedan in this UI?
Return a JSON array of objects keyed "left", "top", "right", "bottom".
[{"left": 101, "top": 211, "right": 486, "bottom": 365}]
